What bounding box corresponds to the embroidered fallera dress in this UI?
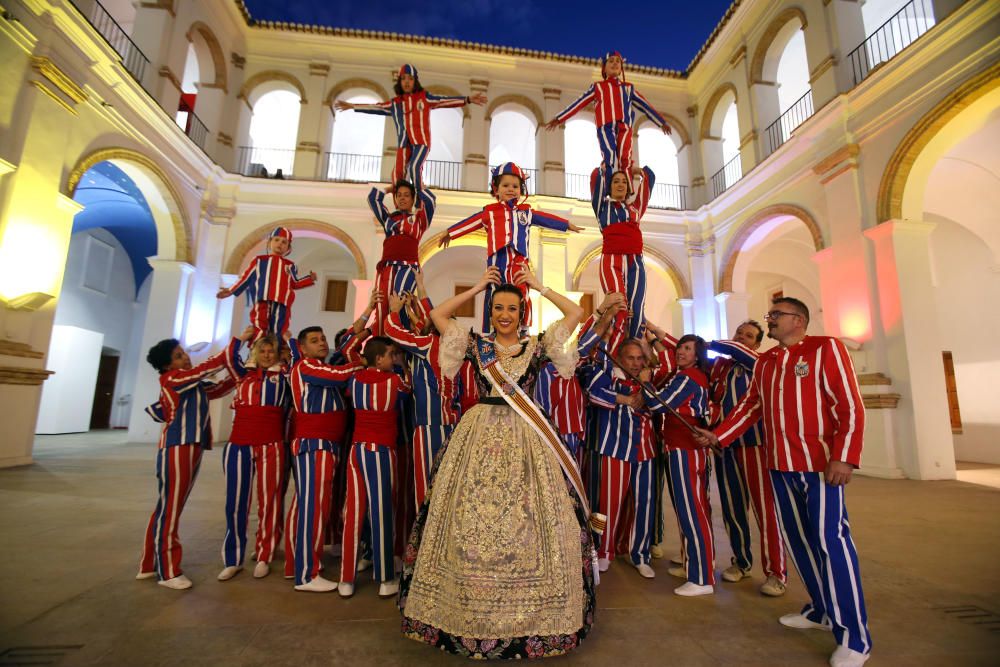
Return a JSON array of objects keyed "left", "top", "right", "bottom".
[{"left": 399, "top": 319, "right": 596, "bottom": 659}]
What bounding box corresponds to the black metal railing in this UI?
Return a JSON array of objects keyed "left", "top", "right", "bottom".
[
  {"left": 764, "top": 89, "right": 815, "bottom": 156},
  {"left": 712, "top": 154, "right": 743, "bottom": 199},
  {"left": 846, "top": 0, "right": 935, "bottom": 87},
  {"left": 564, "top": 172, "right": 590, "bottom": 200},
  {"left": 183, "top": 112, "right": 208, "bottom": 151},
  {"left": 72, "top": 0, "right": 149, "bottom": 86},
  {"left": 238, "top": 146, "right": 296, "bottom": 178},
  {"left": 325, "top": 152, "right": 382, "bottom": 182},
  {"left": 649, "top": 183, "right": 688, "bottom": 210},
  {"left": 423, "top": 160, "right": 463, "bottom": 190},
  {"left": 488, "top": 165, "right": 539, "bottom": 195}
]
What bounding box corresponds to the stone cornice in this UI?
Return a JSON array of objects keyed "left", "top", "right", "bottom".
[
  {"left": 0, "top": 366, "right": 54, "bottom": 386},
  {"left": 0, "top": 339, "right": 44, "bottom": 359},
  {"left": 863, "top": 393, "right": 901, "bottom": 409}
]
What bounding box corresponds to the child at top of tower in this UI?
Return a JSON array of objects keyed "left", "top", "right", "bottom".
[
  {"left": 335, "top": 64, "right": 487, "bottom": 190},
  {"left": 438, "top": 162, "right": 583, "bottom": 332},
  {"left": 545, "top": 51, "right": 672, "bottom": 176},
  {"left": 217, "top": 226, "right": 316, "bottom": 344}
]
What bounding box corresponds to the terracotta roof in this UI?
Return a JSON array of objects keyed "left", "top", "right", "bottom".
[{"left": 686, "top": 1, "right": 743, "bottom": 72}]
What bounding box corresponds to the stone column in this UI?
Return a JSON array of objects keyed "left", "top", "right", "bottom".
[
  {"left": 216, "top": 52, "right": 246, "bottom": 170},
  {"left": 750, "top": 82, "right": 780, "bottom": 155},
  {"left": 821, "top": 0, "right": 868, "bottom": 94},
  {"left": 463, "top": 78, "right": 490, "bottom": 191},
  {"left": 864, "top": 220, "right": 955, "bottom": 481},
  {"left": 294, "top": 63, "right": 330, "bottom": 180},
  {"left": 677, "top": 298, "right": 695, "bottom": 335},
  {"left": 127, "top": 260, "right": 195, "bottom": 443},
  {"left": 714, "top": 291, "right": 751, "bottom": 339},
  {"left": 184, "top": 203, "right": 232, "bottom": 347},
  {"left": 540, "top": 88, "right": 566, "bottom": 197},
  {"left": 685, "top": 232, "right": 719, "bottom": 339},
  {"left": 127, "top": 0, "right": 177, "bottom": 97},
  {"left": 700, "top": 137, "right": 724, "bottom": 200}
]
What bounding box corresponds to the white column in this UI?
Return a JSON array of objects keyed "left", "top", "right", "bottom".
[
  {"left": 540, "top": 88, "right": 566, "bottom": 197},
  {"left": 127, "top": 260, "right": 194, "bottom": 443},
  {"left": 463, "top": 78, "right": 490, "bottom": 191},
  {"left": 864, "top": 220, "right": 955, "bottom": 480},
  {"left": 677, "top": 298, "right": 695, "bottom": 335},
  {"left": 685, "top": 234, "right": 719, "bottom": 339},
  {"left": 185, "top": 211, "right": 230, "bottom": 348},
  {"left": 714, "top": 291, "right": 751, "bottom": 339}
]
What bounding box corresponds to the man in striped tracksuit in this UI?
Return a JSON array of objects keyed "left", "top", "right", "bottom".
[
  {"left": 699, "top": 297, "right": 872, "bottom": 667},
  {"left": 546, "top": 51, "right": 671, "bottom": 175},
  {"left": 366, "top": 182, "right": 435, "bottom": 335},
  {"left": 286, "top": 327, "right": 363, "bottom": 592},
  {"left": 138, "top": 338, "right": 235, "bottom": 590},
  {"left": 339, "top": 337, "right": 411, "bottom": 598},
  {"left": 707, "top": 323, "right": 788, "bottom": 597}
]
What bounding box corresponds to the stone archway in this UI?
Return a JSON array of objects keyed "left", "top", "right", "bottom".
[{"left": 225, "top": 219, "right": 367, "bottom": 279}]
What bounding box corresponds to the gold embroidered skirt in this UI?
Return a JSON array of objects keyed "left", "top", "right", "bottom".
[{"left": 402, "top": 403, "right": 586, "bottom": 641}]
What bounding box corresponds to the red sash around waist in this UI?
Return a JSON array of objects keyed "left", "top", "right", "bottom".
[
  {"left": 602, "top": 221, "right": 644, "bottom": 255},
  {"left": 294, "top": 411, "right": 347, "bottom": 442},
  {"left": 230, "top": 405, "right": 285, "bottom": 445},
  {"left": 661, "top": 414, "right": 703, "bottom": 451},
  {"left": 352, "top": 409, "right": 399, "bottom": 447},
  {"left": 380, "top": 234, "right": 420, "bottom": 266}
]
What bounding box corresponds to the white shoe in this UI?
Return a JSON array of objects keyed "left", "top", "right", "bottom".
[
  {"left": 217, "top": 566, "right": 242, "bottom": 581},
  {"left": 294, "top": 575, "right": 338, "bottom": 593},
  {"left": 722, "top": 563, "right": 751, "bottom": 582},
  {"left": 667, "top": 565, "right": 687, "bottom": 579},
  {"left": 357, "top": 558, "right": 373, "bottom": 572},
  {"left": 253, "top": 561, "right": 270, "bottom": 579},
  {"left": 634, "top": 563, "right": 655, "bottom": 579},
  {"left": 135, "top": 571, "right": 156, "bottom": 580},
  {"left": 779, "top": 612, "right": 833, "bottom": 631},
  {"left": 830, "top": 646, "right": 870, "bottom": 667},
  {"left": 670, "top": 555, "right": 683, "bottom": 566},
  {"left": 597, "top": 557, "right": 611, "bottom": 572},
  {"left": 650, "top": 544, "right": 664, "bottom": 559},
  {"left": 379, "top": 581, "right": 399, "bottom": 597},
  {"left": 760, "top": 576, "right": 786, "bottom": 597},
  {"left": 674, "top": 582, "right": 714, "bottom": 597},
  {"left": 157, "top": 574, "right": 193, "bottom": 590},
  {"left": 338, "top": 582, "right": 355, "bottom": 597}
]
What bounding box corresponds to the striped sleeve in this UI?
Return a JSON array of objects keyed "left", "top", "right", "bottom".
[
  {"left": 821, "top": 338, "right": 866, "bottom": 467},
  {"left": 709, "top": 339, "right": 759, "bottom": 371},
  {"left": 228, "top": 257, "right": 259, "bottom": 298},
  {"left": 530, "top": 209, "right": 570, "bottom": 232},
  {"left": 631, "top": 88, "right": 667, "bottom": 128},
  {"left": 352, "top": 100, "right": 393, "bottom": 116},
  {"left": 590, "top": 166, "right": 609, "bottom": 217},
  {"left": 586, "top": 356, "right": 619, "bottom": 409},
  {"left": 633, "top": 166, "right": 655, "bottom": 218},
  {"left": 385, "top": 311, "right": 433, "bottom": 360},
  {"left": 223, "top": 337, "right": 246, "bottom": 380},
  {"left": 714, "top": 380, "right": 764, "bottom": 447},
  {"left": 553, "top": 84, "right": 597, "bottom": 123},
  {"left": 446, "top": 209, "right": 487, "bottom": 240},
  {"left": 425, "top": 92, "right": 467, "bottom": 109},
  {"left": 367, "top": 187, "right": 392, "bottom": 232}
]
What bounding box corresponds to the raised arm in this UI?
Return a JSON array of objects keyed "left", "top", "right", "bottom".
[
  {"left": 442, "top": 209, "right": 487, "bottom": 245},
  {"left": 590, "top": 166, "right": 610, "bottom": 217},
  {"left": 631, "top": 88, "right": 669, "bottom": 131},
  {"left": 289, "top": 262, "right": 316, "bottom": 290},
  {"left": 708, "top": 339, "right": 759, "bottom": 371},
  {"left": 416, "top": 188, "right": 437, "bottom": 224},
  {"left": 632, "top": 166, "right": 656, "bottom": 219},
  {"left": 219, "top": 257, "right": 258, "bottom": 299},
  {"left": 429, "top": 267, "right": 500, "bottom": 334},
  {"left": 546, "top": 84, "right": 597, "bottom": 129},
  {"left": 341, "top": 99, "right": 393, "bottom": 116},
  {"left": 367, "top": 187, "right": 393, "bottom": 233}
]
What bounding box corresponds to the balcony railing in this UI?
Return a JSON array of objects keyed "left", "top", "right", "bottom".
[
  {"left": 564, "top": 172, "right": 590, "bottom": 200},
  {"left": 488, "top": 165, "right": 539, "bottom": 195},
  {"left": 71, "top": 0, "right": 149, "bottom": 87},
  {"left": 763, "top": 89, "right": 815, "bottom": 157},
  {"left": 649, "top": 183, "right": 687, "bottom": 210},
  {"left": 712, "top": 154, "right": 743, "bottom": 199},
  {"left": 846, "top": 0, "right": 936, "bottom": 87},
  {"left": 325, "top": 152, "right": 381, "bottom": 183},
  {"left": 238, "top": 146, "right": 296, "bottom": 178},
  {"left": 183, "top": 112, "right": 208, "bottom": 151},
  {"left": 423, "top": 160, "right": 463, "bottom": 190}
]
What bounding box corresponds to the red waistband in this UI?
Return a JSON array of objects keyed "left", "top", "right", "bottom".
[
  {"left": 379, "top": 234, "right": 420, "bottom": 266},
  {"left": 661, "top": 415, "right": 702, "bottom": 451},
  {"left": 230, "top": 405, "right": 285, "bottom": 445},
  {"left": 352, "top": 408, "right": 399, "bottom": 447},
  {"left": 602, "top": 221, "right": 644, "bottom": 255},
  {"left": 294, "top": 411, "right": 347, "bottom": 442}
]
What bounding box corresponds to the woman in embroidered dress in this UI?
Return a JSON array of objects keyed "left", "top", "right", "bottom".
[{"left": 399, "top": 265, "right": 598, "bottom": 659}]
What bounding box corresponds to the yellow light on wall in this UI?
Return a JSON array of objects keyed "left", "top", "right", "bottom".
[{"left": 0, "top": 221, "right": 67, "bottom": 302}]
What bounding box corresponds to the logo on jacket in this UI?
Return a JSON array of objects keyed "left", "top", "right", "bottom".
[
  {"left": 516, "top": 210, "right": 529, "bottom": 226},
  {"left": 794, "top": 359, "right": 810, "bottom": 378}
]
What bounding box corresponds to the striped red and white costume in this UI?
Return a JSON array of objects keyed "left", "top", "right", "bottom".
[
  {"left": 445, "top": 198, "right": 569, "bottom": 331},
  {"left": 590, "top": 165, "right": 655, "bottom": 355},
  {"left": 340, "top": 367, "right": 411, "bottom": 587},
  {"left": 139, "top": 347, "right": 233, "bottom": 582},
  {"left": 707, "top": 339, "right": 786, "bottom": 584},
  {"left": 230, "top": 247, "right": 315, "bottom": 341},
  {"left": 218, "top": 338, "right": 291, "bottom": 570},
  {"left": 285, "top": 336, "right": 362, "bottom": 587},
  {"left": 716, "top": 335, "right": 871, "bottom": 655}
]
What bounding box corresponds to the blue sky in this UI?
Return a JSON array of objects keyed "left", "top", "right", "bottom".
[{"left": 243, "top": 0, "right": 736, "bottom": 72}]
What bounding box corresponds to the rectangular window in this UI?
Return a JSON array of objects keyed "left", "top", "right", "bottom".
[
  {"left": 455, "top": 285, "right": 475, "bottom": 319},
  {"left": 942, "top": 351, "right": 962, "bottom": 434},
  {"left": 82, "top": 235, "right": 114, "bottom": 294},
  {"left": 324, "top": 279, "right": 348, "bottom": 312}
]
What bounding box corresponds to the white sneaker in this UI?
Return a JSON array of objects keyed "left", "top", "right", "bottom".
[
  {"left": 135, "top": 571, "right": 156, "bottom": 580},
  {"left": 597, "top": 557, "right": 611, "bottom": 572},
  {"left": 217, "top": 566, "right": 242, "bottom": 581},
  {"left": 674, "top": 582, "right": 714, "bottom": 596},
  {"left": 357, "top": 558, "right": 373, "bottom": 572},
  {"left": 829, "top": 646, "right": 870, "bottom": 667},
  {"left": 157, "top": 574, "right": 193, "bottom": 590},
  {"left": 760, "top": 576, "right": 786, "bottom": 597},
  {"left": 634, "top": 563, "right": 655, "bottom": 579},
  {"left": 378, "top": 581, "right": 399, "bottom": 597},
  {"left": 649, "top": 544, "right": 664, "bottom": 559},
  {"left": 338, "top": 582, "right": 355, "bottom": 597},
  {"left": 253, "top": 561, "right": 270, "bottom": 579},
  {"left": 294, "top": 575, "right": 338, "bottom": 593},
  {"left": 722, "top": 564, "right": 751, "bottom": 582},
  {"left": 667, "top": 565, "right": 687, "bottom": 579},
  {"left": 670, "top": 555, "right": 683, "bottom": 566},
  {"left": 779, "top": 612, "right": 833, "bottom": 631}
]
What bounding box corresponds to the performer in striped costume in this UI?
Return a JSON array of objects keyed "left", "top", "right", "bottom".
[
  {"left": 590, "top": 164, "right": 655, "bottom": 354},
  {"left": 698, "top": 297, "right": 872, "bottom": 667},
  {"left": 545, "top": 51, "right": 671, "bottom": 175},
  {"left": 216, "top": 330, "right": 291, "bottom": 582},
  {"left": 137, "top": 338, "right": 234, "bottom": 590},
  {"left": 339, "top": 337, "right": 411, "bottom": 598},
  {"left": 336, "top": 64, "right": 486, "bottom": 189},
  {"left": 706, "top": 321, "right": 787, "bottom": 597},
  {"left": 286, "top": 326, "right": 363, "bottom": 592},
  {"left": 217, "top": 227, "right": 316, "bottom": 343},
  {"left": 440, "top": 162, "right": 582, "bottom": 331},
  {"left": 367, "top": 181, "right": 436, "bottom": 335}
]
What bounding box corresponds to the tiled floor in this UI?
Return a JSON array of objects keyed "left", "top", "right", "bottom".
[{"left": 1, "top": 432, "right": 998, "bottom": 665}]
